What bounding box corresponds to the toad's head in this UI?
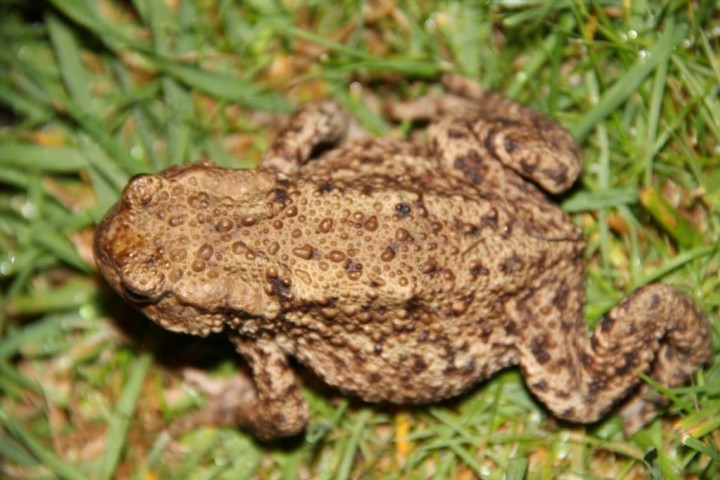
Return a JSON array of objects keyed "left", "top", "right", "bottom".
[{"left": 94, "top": 162, "right": 281, "bottom": 336}]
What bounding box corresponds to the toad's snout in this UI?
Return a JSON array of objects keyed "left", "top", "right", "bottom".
[{"left": 94, "top": 200, "right": 167, "bottom": 304}]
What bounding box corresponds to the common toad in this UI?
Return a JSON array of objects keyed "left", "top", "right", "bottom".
[{"left": 94, "top": 78, "right": 712, "bottom": 439}]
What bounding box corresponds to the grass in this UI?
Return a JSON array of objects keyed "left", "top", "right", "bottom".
[{"left": 1, "top": 0, "right": 719, "bottom": 478}]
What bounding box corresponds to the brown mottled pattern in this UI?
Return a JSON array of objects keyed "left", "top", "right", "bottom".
[{"left": 94, "top": 78, "right": 712, "bottom": 439}]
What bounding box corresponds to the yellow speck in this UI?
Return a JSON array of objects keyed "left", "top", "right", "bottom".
[
  {"left": 395, "top": 411, "right": 411, "bottom": 462},
  {"left": 32, "top": 130, "right": 66, "bottom": 147}
]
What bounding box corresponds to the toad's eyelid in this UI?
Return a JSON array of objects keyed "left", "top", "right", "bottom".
[{"left": 122, "top": 284, "right": 153, "bottom": 304}]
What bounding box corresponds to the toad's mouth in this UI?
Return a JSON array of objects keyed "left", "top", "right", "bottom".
[{"left": 139, "top": 298, "right": 227, "bottom": 337}]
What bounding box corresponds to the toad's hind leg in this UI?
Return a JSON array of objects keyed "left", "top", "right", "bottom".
[
  {"left": 260, "top": 101, "right": 354, "bottom": 176},
  {"left": 513, "top": 282, "right": 712, "bottom": 434},
  {"left": 390, "top": 75, "right": 582, "bottom": 194},
  {"left": 429, "top": 94, "right": 582, "bottom": 194}
]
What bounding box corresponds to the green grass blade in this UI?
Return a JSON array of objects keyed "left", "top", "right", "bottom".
[
  {"left": 506, "top": 457, "right": 529, "bottom": 480},
  {"left": 6, "top": 277, "right": 98, "bottom": 316},
  {"left": 682, "top": 436, "right": 720, "bottom": 465},
  {"left": 0, "top": 143, "right": 87, "bottom": 172},
  {"left": 47, "top": 11, "right": 94, "bottom": 114},
  {"left": 0, "top": 407, "right": 87, "bottom": 480},
  {"left": 335, "top": 410, "right": 370, "bottom": 480},
  {"left": 97, "top": 353, "right": 152, "bottom": 480},
  {"left": 561, "top": 187, "right": 638, "bottom": 212},
  {"left": 571, "top": 21, "right": 686, "bottom": 142}
]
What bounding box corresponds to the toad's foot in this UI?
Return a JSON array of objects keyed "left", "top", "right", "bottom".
[{"left": 229, "top": 335, "right": 308, "bottom": 439}]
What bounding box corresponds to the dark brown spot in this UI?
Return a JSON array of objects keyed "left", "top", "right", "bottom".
[
  {"left": 395, "top": 203, "right": 411, "bottom": 218},
  {"left": 552, "top": 282, "right": 569, "bottom": 310},
  {"left": 405, "top": 296, "right": 422, "bottom": 314},
  {"left": 530, "top": 336, "right": 551, "bottom": 364},
  {"left": 469, "top": 261, "right": 489, "bottom": 277},
  {"left": 452, "top": 150, "right": 485, "bottom": 184},
  {"left": 561, "top": 320, "right": 575, "bottom": 332},
  {"left": 273, "top": 188, "right": 290, "bottom": 204},
  {"left": 319, "top": 182, "right": 335, "bottom": 193},
  {"left": 587, "top": 378, "right": 605, "bottom": 396},
  {"left": 411, "top": 355, "right": 427, "bottom": 373},
  {"left": 447, "top": 128, "right": 467, "bottom": 139},
  {"left": 480, "top": 208, "right": 498, "bottom": 229},
  {"left": 615, "top": 351, "right": 638, "bottom": 376},
  {"left": 345, "top": 258, "right": 362, "bottom": 273},
  {"left": 541, "top": 163, "right": 569, "bottom": 186},
  {"left": 499, "top": 255, "right": 523, "bottom": 274},
  {"left": 533, "top": 380, "right": 548, "bottom": 392},
  {"left": 519, "top": 158, "right": 538, "bottom": 175},
  {"left": 650, "top": 294, "right": 660, "bottom": 309},
  {"left": 361, "top": 184, "right": 374, "bottom": 196},
  {"left": 505, "top": 137, "right": 521, "bottom": 154},
  {"left": 269, "top": 277, "right": 293, "bottom": 302},
  {"left": 560, "top": 407, "right": 575, "bottom": 418},
  {"left": 479, "top": 324, "right": 493, "bottom": 342}
]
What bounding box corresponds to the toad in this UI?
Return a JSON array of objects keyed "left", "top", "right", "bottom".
[{"left": 94, "top": 77, "right": 712, "bottom": 439}]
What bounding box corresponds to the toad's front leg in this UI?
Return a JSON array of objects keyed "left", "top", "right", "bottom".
[
  {"left": 228, "top": 335, "right": 309, "bottom": 440},
  {"left": 260, "top": 100, "right": 353, "bottom": 176}
]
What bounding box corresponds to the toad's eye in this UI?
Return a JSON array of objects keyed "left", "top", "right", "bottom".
[{"left": 122, "top": 284, "right": 154, "bottom": 304}]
